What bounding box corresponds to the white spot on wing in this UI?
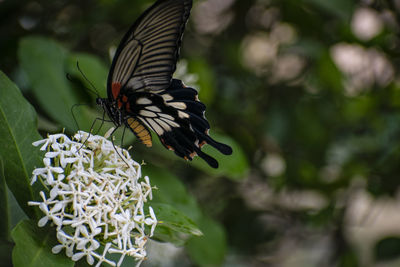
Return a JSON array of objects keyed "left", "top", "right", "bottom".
[
  {"left": 162, "top": 94, "right": 173, "bottom": 101},
  {"left": 160, "top": 117, "right": 180, "bottom": 128},
  {"left": 146, "top": 119, "right": 164, "bottom": 135},
  {"left": 155, "top": 118, "right": 171, "bottom": 131},
  {"left": 146, "top": 106, "right": 162, "bottom": 112},
  {"left": 169, "top": 102, "right": 186, "bottom": 110},
  {"left": 140, "top": 110, "right": 157, "bottom": 117},
  {"left": 159, "top": 113, "right": 175, "bottom": 121},
  {"left": 178, "top": 111, "right": 189, "bottom": 119},
  {"left": 137, "top": 98, "right": 152, "bottom": 105}
]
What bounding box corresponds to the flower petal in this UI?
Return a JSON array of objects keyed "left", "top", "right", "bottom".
[
  {"left": 38, "top": 216, "right": 49, "bottom": 227},
  {"left": 71, "top": 252, "right": 85, "bottom": 261},
  {"left": 52, "top": 244, "right": 64, "bottom": 254}
]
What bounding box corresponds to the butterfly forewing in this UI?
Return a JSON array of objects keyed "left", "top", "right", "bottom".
[
  {"left": 108, "top": 0, "right": 192, "bottom": 94},
  {"left": 112, "top": 39, "right": 141, "bottom": 86}
]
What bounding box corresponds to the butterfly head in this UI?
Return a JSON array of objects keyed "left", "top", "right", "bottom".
[
  {"left": 96, "top": 97, "right": 105, "bottom": 106},
  {"left": 97, "top": 97, "right": 123, "bottom": 127}
]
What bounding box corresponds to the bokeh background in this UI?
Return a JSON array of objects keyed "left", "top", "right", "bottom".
[{"left": 2, "top": 0, "right": 400, "bottom": 266}]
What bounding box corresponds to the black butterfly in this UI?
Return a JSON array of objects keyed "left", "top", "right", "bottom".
[{"left": 96, "top": 0, "right": 232, "bottom": 168}]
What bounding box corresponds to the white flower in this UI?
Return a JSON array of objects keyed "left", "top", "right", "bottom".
[
  {"left": 145, "top": 206, "right": 157, "bottom": 237},
  {"left": 29, "top": 131, "right": 157, "bottom": 266}
]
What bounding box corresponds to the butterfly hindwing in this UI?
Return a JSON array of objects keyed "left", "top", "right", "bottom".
[
  {"left": 121, "top": 79, "right": 232, "bottom": 168},
  {"left": 125, "top": 117, "right": 152, "bottom": 147}
]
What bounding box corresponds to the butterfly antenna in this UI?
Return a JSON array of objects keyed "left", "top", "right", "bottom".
[
  {"left": 76, "top": 61, "right": 100, "bottom": 97},
  {"left": 78, "top": 111, "right": 115, "bottom": 152},
  {"left": 71, "top": 103, "right": 88, "bottom": 132},
  {"left": 121, "top": 125, "right": 127, "bottom": 148},
  {"left": 94, "top": 109, "right": 107, "bottom": 135}
]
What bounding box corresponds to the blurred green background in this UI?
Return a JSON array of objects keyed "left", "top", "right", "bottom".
[{"left": 2, "top": 0, "right": 400, "bottom": 266}]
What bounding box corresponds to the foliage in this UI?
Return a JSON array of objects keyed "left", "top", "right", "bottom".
[{"left": 12, "top": 220, "right": 73, "bottom": 267}]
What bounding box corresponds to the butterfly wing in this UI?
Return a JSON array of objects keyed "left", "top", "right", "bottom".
[
  {"left": 107, "top": 0, "right": 192, "bottom": 97},
  {"left": 124, "top": 79, "right": 232, "bottom": 168},
  {"left": 105, "top": 0, "right": 232, "bottom": 168}
]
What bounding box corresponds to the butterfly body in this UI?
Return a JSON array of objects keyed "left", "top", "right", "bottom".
[
  {"left": 98, "top": 0, "right": 232, "bottom": 168},
  {"left": 96, "top": 98, "right": 122, "bottom": 126}
]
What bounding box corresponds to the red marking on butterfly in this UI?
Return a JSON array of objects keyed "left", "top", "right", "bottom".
[{"left": 111, "top": 82, "right": 121, "bottom": 99}]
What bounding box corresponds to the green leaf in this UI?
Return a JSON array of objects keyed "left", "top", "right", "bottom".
[
  {"left": 18, "top": 36, "right": 93, "bottom": 131},
  {"left": 0, "top": 157, "right": 13, "bottom": 267},
  {"left": 66, "top": 52, "right": 108, "bottom": 100},
  {"left": 338, "top": 249, "right": 360, "bottom": 267},
  {"left": 0, "top": 71, "right": 42, "bottom": 219},
  {"left": 186, "top": 216, "right": 227, "bottom": 266},
  {"left": 151, "top": 203, "right": 202, "bottom": 244},
  {"left": 0, "top": 239, "right": 13, "bottom": 267},
  {"left": 0, "top": 157, "right": 9, "bottom": 241},
  {"left": 302, "top": 0, "right": 355, "bottom": 20},
  {"left": 192, "top": 132, "right": 249, "bottom": 180},
  {"left": 8, "top": 186, "right": 28, "bottom": 231},
  {"left": 317, "top": 50, "right": 343, "bottom": 92},
  {"left": 375, "top": 236, "right": 400, "bottom": 262},
  {"left": 144, "top": 165, "right": 202, "bottom": 221},
  {"left": 188, "top": 58, "right": 215, "bottom": 105},
  {"left": 152, "top": 224, "right": 187, "bottom": 246},
  {"left": 11, "top": 220, "right": 73, "bottom": 267}
]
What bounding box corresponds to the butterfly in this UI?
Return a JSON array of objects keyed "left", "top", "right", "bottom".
[{"left": 96, "top": 0, "right": 232, "bottom": 168}]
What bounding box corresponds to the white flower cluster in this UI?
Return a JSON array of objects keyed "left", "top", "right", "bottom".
[{"left": 28, "top": 131, "right": 157, "bottom": 267}]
